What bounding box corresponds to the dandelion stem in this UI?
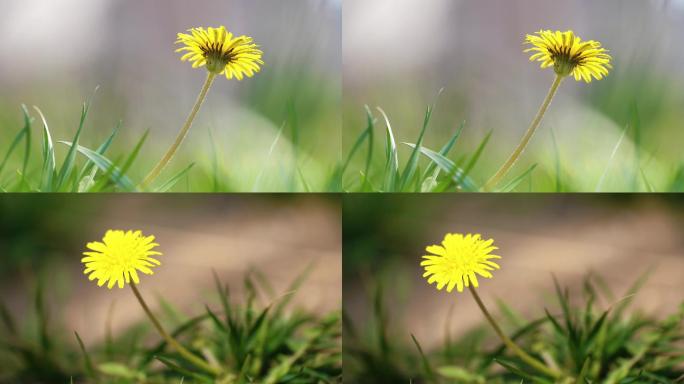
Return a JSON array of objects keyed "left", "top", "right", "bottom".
[
  {"left": 141, "top": 72, "right": 217, "bottom": 188},
  {"left": 129, "top": 283, "right": 221, "bottom": 376},
  {"left": 483, "top": 74, "right": 564, "bottom": 191},
  {"left": 468, "top": 285, "right": 562, "bottom": 379}
]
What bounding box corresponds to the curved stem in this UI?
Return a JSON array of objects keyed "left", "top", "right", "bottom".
[
  {"left": 483, "top": 74, "right": 564, "bottom": 191},
  {"left": 468, "top": 286, "right": 562, "bottom": 379},
  {"left": 141, "top": 72, "right": 217, "bottom": 189},
  {"left": 129, "top": 283, "right": 221, "bottom": 376}
]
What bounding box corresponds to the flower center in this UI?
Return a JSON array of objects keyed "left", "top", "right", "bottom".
[
  {"left": 203, "top": 46, "right": 234, "bottom": 74},
  {"left": 551, "top": 52, "right": 578, "bottom": 77}
]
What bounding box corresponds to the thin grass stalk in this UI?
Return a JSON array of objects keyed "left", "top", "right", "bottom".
[
  {"left": 483, "top": 74, "right": 563, "bottom": 191},
  {"left": 142, "top": 72, "right": 216, "bottom": 188}
]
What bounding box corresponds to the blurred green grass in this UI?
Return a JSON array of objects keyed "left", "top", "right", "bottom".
[
  {"left": 0, "top": 61, "right": 340, "bottom": 192},
  {"left": 0, "top": 267, "right": 342, "bottom": 384},
  {"left": 342, "top": 84, "right": 684, "bottom": 192},
  {"left": 344, "top": 267, "right": 684, "bottom": 383}
]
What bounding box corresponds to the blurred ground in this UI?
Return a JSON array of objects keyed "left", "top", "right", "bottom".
[
  {"left": 0, "top": 195, "right": 341, "bottom": 346},
  {"left": 343, "top": 195, "right": 684, "bottom": 349}
]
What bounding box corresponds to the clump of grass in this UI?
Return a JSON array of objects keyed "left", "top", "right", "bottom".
[
  {"left": 344, "top": 271, "right": 684, "bottom": 383},
  {"left": 0, "top": 268, "right": 341, "bottom": 383},
  {"left": 341, "top": 104, "right": 535, "bottom": 193},
  {"left": 0, "top": 97, "right": 340, "bottom": 193}
]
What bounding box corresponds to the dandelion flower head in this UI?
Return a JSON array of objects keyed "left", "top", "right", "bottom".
[
  {"left": 421, "top": 233, "right": 501, "bottom": 293},
  {"left": 82, "top": 230, "right": 162, "bottom": 289},
  {"left": 525, "top": 30, "right": 612, "bottom": 83},
  {"left": 176, "top": 26, "right": 263, "bottom": 80}
]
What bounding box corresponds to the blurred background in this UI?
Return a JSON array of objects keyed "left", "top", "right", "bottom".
[
  {"left": 343, "top": 194, "right": 684, "bottom": 349},
  {"left": 0, "top": 0, "right": 341, "bottom": 191},
  {"left": 343, "top": 0, "right": 684, "bottom": 191},
  {"left": 0, "top": 194, "right": 341, "bottom": 344}
]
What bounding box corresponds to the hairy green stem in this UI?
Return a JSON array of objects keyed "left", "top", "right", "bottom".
[
  {"left": 468, "top": 285, "right": 562, "bottom": 379},
  {"left": 129, "top": 283, "right": 221, "bottom": 376},
  {"left": 483, "top": 74, "right": 564, "bottom": 191},
  {"left": 141, "top": 72, "right": 216, "bottom": 188}
]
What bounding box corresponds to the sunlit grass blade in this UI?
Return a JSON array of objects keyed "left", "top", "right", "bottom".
[
  {"left": 404, "top": 143, "right": 478, "bottom": 191},
  {"left": 33, "top": 106, "right": 56, "bottom": 191},
  {"left": 498, "top": 164, "right": 537, "bottom": 192},
  {"left": 495, "top": 359, "right": 551, "bottom": 384},
  {"left": 56, "top": 101, "right": 91, "bottom": 191},
  {"left": 399, "top": 105, "right": 432, "bottom": 191},
  {"left": 58, "top": 141, "right": 136, "bottom": 191},
  {"left": 119, "top": 130, "right": 148, "bottom": 184},
  {"left": 596, "top": 123, "right": 629, "bottom": 192},
  {"left": 549, "top": 126, "right": 563, "bottom": 192},
  {"left": 629, "top": 102, "right": 642, "bottom": 190},
  {"left": 78, "top": 122, "right": 121, "bottom": 191},
  {"left": 155, "top": 355, "right": 213, "bottom": 383},
  {"left": 0, "top": 105, "right": 33, "bottom": 179},
  {"left": 377, "top": 107, "right": 399, "bottom": 191},
  {"left": 423, "top": 120, "right": 465, "bottom": 179},
  {"left": 461, "top": 130, "right": 491, "bottom": 182},
  {"left": 640, "top": 168, "right": 655, "bottom": 192},
  {"left": 154, "top": 163, "right": 195, "bottom": 192},
  {"left": 253, "top": 121, "right": 285, "bottom": 191}
]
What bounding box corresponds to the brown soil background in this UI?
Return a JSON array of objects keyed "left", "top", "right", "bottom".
[
  {"left": 0, "top": 195, "right": 341, "bottom": 347},
  {"left": 343, "top": 195, "right": 684, "bottom": 350}
]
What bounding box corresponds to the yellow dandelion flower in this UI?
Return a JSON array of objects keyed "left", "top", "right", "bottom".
[
  {"left": 82, "top": 230, "right": 162, "bottom": 289},
  {"left": 421, "top": 233, "right": 501, "bottom": 293},
  {"left": 175, "top": 26, "right": 263, "bottom": 80},
  {"left": 525, "top": 30, "right": 612, "bottom": 83}
]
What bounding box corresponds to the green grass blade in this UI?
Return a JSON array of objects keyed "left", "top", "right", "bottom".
[
  {"left": 499, "top": 164, "right": 537, "bottom": 192},
  {"left": 155, "top": 356, "right": 213, "bottom": 383},
  {"left": 423, "top": 120, "right": 465, "bottom": 179},
  {"left": 595, "top": 123, "right": 629, "bottom": 192},
  {"left": 78, "top": 121, "right": 120, "bottom": 181},
  {"left": 461, "top": 130, "right": 492, "bottom": 181},
  {"left": 253, "top": 121, "right": 285, "bottom": 191},
  {"left": 118, "top": 130, "right": 149, "bottom": 183},
  {"left": 550, "top": 126, "right": 562, "bottom": 192},
  {"left": 56, "top": 102, "right": 90, "bottom": 190},
  {"left": 58, "top": 141, "right": 136, "bottom": 191},
  {"left": 154, "top": 163, "right": 195, "bottom": 192},
  {"left": 341, "top": 106, "right": 374, "bottom": 176},
  {"left": 404, "top": 143, "right": 478, "bottom": 191},
  {"left": 377, "top": 107, "right": 399, "bottom": 191},
  {"left": 410, "top": 333, "right": 436, "bottom": 383},
  {"left": 74, "top": 331, "right": 97, "bottom": 379},
  {"left": 640, "top": 168, "right": 655, "bottom": 192},
  {"left": 33, "top": 106, "right": 56, "bottom": 191},
  {"left": 629, "top": 102, "right": 642, "bottom": 190},
  {"left": 399, "top": 105, "right": 432, "bottom": 190},
  {"left": 21, "top": 104, "right": 32, "bottom": 176},
  {"left": 0, "top": 105, "right": 33, "bottom": 178}
]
